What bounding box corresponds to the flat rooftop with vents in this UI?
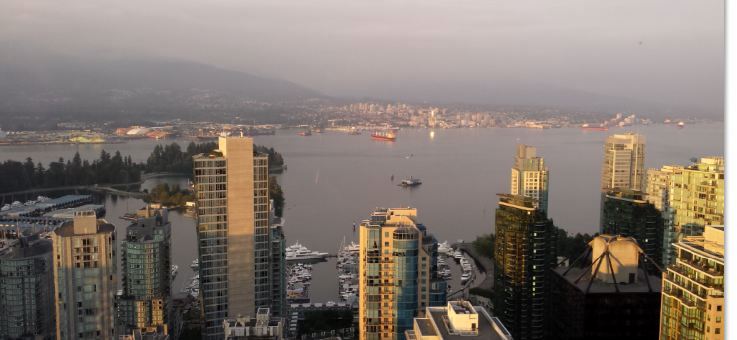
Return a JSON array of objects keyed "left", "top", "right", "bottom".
[{"left": 405, "top": 301, "right": 512, "bottom": 340}]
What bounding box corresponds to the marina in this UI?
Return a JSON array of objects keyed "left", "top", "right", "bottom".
[
  {"left": 336, "top": 240, "right": 359, "bottom": 304},
  {"left": 181, "top": 258, "right": 200, "bottom": 299},
  {"left": 287, "top": 263, "right": 313, "bottom": 303}
]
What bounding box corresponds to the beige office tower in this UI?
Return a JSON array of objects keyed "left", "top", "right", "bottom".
[
  {"left": 601, "top": 133, "right": 646, "bottom": 191},
  {"left": 358, "top": 208, "right": 446, "bottom": 340},
  {"left": 660, "top": 226, "right": 724, "bottom": 340},
  {"left": 510, "top": 144, "right": 549, "bottom": 213},
  {"left": 52, "top": 211, "right": 117, "bottom": 340},
  {"left": 193, "top": 136, "right": 271, "bottom": 339}
]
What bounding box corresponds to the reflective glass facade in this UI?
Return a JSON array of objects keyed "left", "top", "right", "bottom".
[
  {"left": 601, "top": 190, "right": 664, "bottom": 268},
  {"left": 493, "top": 194, "right": 556, "bottom": 340},
  {"left": 117, "top": 207, "right": 172, "bottom": 335},
  {"left": 358, "top": 208, "right": 446, "bottom": 340},
  {"left": 0, "top": 238, "right": 55, "bottom": 339}
]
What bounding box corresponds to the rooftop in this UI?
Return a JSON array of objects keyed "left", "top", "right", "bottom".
[
  {"left": 414, "top": 303, "right": 512, "bottom": 340},
  {"left": 553, "top": 265, "right": 661, "bottom": 294},
  {"left": 0, "top": 237, "right": 52, "bottom": 260},
  {"left": 415, "top": 318, "right": 437, "bottom": 336},
  {"left": 53, "top": 218, "right": 115, "bottom": 237}
]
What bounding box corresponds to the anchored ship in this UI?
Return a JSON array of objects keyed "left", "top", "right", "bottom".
[{"left": 371, "top": 130, "right": 396, "bottom": 142}]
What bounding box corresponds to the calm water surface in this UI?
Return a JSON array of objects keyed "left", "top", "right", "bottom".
[{"left": 1, "top": 124, "right": 724, "bottom": 301}]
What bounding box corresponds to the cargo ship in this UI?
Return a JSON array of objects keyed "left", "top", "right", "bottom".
[{"left": 371, "top": 130, "right": 396, "bottom": 141}]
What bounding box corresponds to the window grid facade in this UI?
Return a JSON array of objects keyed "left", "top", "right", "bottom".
[{"left": 359, "top": 208, "right": 446, "bottom": 340}]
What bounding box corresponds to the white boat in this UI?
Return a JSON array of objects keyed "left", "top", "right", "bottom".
[
  {"left": 286, "top": 242, "right": 329, "bottom": 262},
  {"left": 190, "top": 259, "right": 199, "bottom": 272},
  {"left": 399, "top": 177, "right": 422, "bottom": 187},
  {"left": 437, "top": 241, "right": 453, "bottom": 255},
  {"left": 171, "top": 265, "right": 178, "bottom": 280},
  {"left": 343, "top": 241, "right": 360, "bottom": 253}
]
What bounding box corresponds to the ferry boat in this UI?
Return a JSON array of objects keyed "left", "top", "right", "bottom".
[
  {"left": 286, "top": 242, "right": 329, "bottom": 262},
  {"left": 371, "top": 130, "right": 396, "bottom": 142},
  {"left": 580, "top": 123, "right": 608, "bottom": 131},
  {"left": 399, "top": 177, "right": 422, "bottom": 187}
]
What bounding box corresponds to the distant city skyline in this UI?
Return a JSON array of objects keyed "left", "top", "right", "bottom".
[{"left": 0, "top": 0, "right": 724, "bottom": 116}]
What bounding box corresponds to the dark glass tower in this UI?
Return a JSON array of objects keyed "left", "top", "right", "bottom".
[
  {"left": 493, "top": 194, "right": 556, "bottom": 340},
  {"left": 0, "top": 236, "right": 55, "bottom": 339},
  {"left": 600, "top": 189, "right": 664, "bottom": 268},
  {"left": 117, "top": 206, "right": 172, "bottom": 336}
]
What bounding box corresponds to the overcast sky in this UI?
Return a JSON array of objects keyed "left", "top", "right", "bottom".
[{"left": 0, "top": 0, "right": 724, "bottom": 113}]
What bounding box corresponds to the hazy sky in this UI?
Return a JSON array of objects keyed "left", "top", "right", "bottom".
[{"left": 0, "top": 0, "right": 724, "bottom": 113}]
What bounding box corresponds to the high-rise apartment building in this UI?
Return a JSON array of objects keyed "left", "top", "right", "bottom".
[
  {"left": 117, "top": 206, "right": 172, "bottom": 336},
  {"left": 663, "top": 157, "right": 724, "bottom": 265},
  {"left": 0, "top": 236, "right": 55, "bottom": 339},
  {"left": 358, "top": 207, "right": 447, "bottom": 340},
  {"left": 193, "top": 136, "right": 273, "bottom": 339},
  {"left": 601, "top": 133, "right": 646, "bottom": 192},
  {"left": 551, "top": 235, "right": 662, "bottom": 339},
  {"left": 510, "top": 144, "right": 549, "bottom": 213},
  {"left": 52, "top": 211, "right": 117, "bottom": 340},
  {"left": 646, "top": 165, "right": 683, "bottom": 212},
  {"left": 493, "top": 194, "right": 556, "bottom": 340},
  {"left": 600, "top": 189, "right": 664, "bottom": 268},
  {"left": 269, "top": 225, "right": 287, "bottom": 318},
  {"left": 660, "top": 226, "right": 724, "bottom": 340}
]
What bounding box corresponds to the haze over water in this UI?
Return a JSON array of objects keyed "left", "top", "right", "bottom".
[
  {"left": 1, "top": 124, "right": 724, "bottom": 240},
  {"left": 0, "top": 124, "right": 724, "bottom": 299}
]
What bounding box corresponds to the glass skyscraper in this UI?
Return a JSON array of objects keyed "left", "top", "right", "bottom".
[
  {"left": 601, "top": 189, "right": 664, "bottom": 268},
  {"left": 269, "top": 225, "right": 286, "bottom": 318},
  {"left": 0, "top": 236, "right": 55, "bottom": 339},
  {"left": 117, "top": 205, "right": 172, "bottom": 336},
  {"left": 493, "top": 194, "right": 556, "bottom": 340},
  {"left": 358, "top": 208, "right": 446, "bottom": 340}
]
